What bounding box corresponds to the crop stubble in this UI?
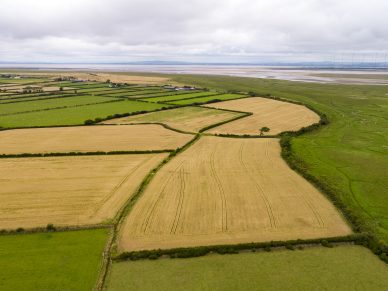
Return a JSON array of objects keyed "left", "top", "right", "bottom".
[
  {"left": 206, "top": 97, "right": 320, "bottom": 135},
  {"left": 118, "top": 136, "right": 351, "bottom": 251},
  {"left": 0, "top": 154, "right": 167, "bottom": 229}
]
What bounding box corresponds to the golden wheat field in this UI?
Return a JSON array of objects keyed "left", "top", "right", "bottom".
[
  {"left": 0, "top": 154, "right": 167, "bottom": 229},
  {"left": 0, "top": 124, "right": 192, "bottom": 154},
  {"left": 205, "top": 97, "right": 320, "bottom": 135},
  {"left": 103, "top": 106, "right": 243, "bottom": 133},
  {"left": 117, "top": 136, "right": 351, "bottom": 251}
]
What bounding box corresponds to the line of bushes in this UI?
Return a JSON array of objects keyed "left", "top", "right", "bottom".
[
  {"left": 280, "top": 132, "right": 388, "bottom": 263},
  {"left": 130, "top": 89, "right": 202, "bottom": 100},
  {"left": 83, "top": 105, "right": 184, "bottom": 125},
  {"left": 212, "top": 133, "right": 278, "bottom": 138},
  {"left": 264, "top": 95, "right": 388, "bottom": 263},
  {"left": 110, "top": 134, "right": 202, "bottom": 254},
  {"left": 0, "top": 223, "right": 112, "bottom": 236},
  {"left": 199, "top": 113, "right": 251, "bottom": 133},
  {"left": 114, "top": 233, "right": 367, "bottom": 261},
  {"left": 114, "top": 122, "right": 194, "bottom": 135},
  {"left": 156, "top": 92, "right": 224, "bottom": 104},
  {"left": 0, "top": 149, "right": 173, "bottom": 159}
]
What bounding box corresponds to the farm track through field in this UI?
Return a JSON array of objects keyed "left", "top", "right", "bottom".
[
  {"left": 140, "top": 161, "right": 185, "bottom": 234},
  {"left": 91, "top": 156, "right": 152, "bottom": 216},
  {"left": 209, "top": 146, "right": 228, "bottom": 231},
  {"left": 238, "top": 143, "right": 276, "bottom": 229},
  {"left": 170, "top": 168, "right": 186, "bottom": 234}
]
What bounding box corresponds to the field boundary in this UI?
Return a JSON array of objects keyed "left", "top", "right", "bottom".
[
  {"left": 104, "top": 122, "right": 195, "bottom": 135},
  {"left": 0, "top": 223, "right": 112, "bottom": 236},
  {"left": 113, "top": 233, "right": 367, "bottom": 261},
  {"left": 0, "top": 149, "right": 173, "bottom": 159},
  {"left": 239, "top": 93, "right": 388, "bottom": 263}
]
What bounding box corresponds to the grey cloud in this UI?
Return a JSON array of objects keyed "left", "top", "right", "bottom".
[{"left": 0, "top": 0, "right": 387, "bottom": 62}]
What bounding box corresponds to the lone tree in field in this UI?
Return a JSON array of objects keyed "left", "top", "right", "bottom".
[{"left": 260, "top": 126, "right": 270, "bottom": 136}]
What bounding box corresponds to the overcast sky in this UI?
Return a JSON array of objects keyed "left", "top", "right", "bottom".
[{"left": 0, "top": 0, "right": 387, "bottom": 63}]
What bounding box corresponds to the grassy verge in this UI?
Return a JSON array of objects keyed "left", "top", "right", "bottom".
[
  {"left": 0, "top": 228, "right": 109, "bottom": 291},
  {"left": 106, "top": 245, "right": 388, "bottom": 291}
]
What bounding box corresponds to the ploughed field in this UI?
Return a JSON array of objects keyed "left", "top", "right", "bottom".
[
  {"left": 103, "top": 106, "right": 244, "bottom": 133},
  {"left": 118, "top": 136, "right": 351, "bottom": 251},
  {"left": 0, "top": 154, "right": 167, "bottom": 229},
  {"left": 206, "top": 97, "right": 320, "bottom": 135},
  {"left": 0, "top": 124, "right": 192, "bottom": 154}
]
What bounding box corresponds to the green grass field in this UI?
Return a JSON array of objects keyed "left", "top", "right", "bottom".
[
  {"left": 0, "top": 229, "right": 109, "bottom": 291},
  {"left": 102, "top": 89, "right": 166, "bottom": 98},
  {"left": 0, "top": 78, "right": 49, "bottom": 84},
  {"left": 144, "top": 91, "right": 219, "bottom": 103},
  {"left": 168, "top": 93, "right": 245, "bottom": 105},
  {"left": 0, "top": 95, "right": 115, "bottom": 115},
  {"left": 0, "top": 99, "right": 166, "bottom": 127},
  {"left": 106, "top": 246, "right": 388, "bottom": 291},
  {"left": 170, "top": 74, "right": 388, "bottom": 242}
]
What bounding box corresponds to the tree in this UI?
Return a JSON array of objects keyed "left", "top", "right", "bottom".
[{"left": 260, "top": 126, "right": 270, "bottom": 136}]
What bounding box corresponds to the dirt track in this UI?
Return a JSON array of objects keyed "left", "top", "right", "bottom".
[{"left": 118, "top": 136, "right": 351, "bottom": 251}]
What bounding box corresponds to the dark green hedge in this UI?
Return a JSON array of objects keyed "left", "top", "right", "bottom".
[
  {"left": 114, "top": 234, "right": 367, "bottom": 261},
  {"left": 0, "top": 149, "right": 172, "bottom": 159}
]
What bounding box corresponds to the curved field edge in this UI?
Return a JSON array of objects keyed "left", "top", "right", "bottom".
[
  {"left": 116, "top": 136, "right": 351, "bottom": 252},
  {"left": 167, "top": 74, "right": 388, "bottom": 262},
  {"left": 203, "top": 96, "right": 321, "bottom": 136}
]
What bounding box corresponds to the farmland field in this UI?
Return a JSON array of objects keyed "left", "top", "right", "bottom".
[
  {"left": 206, "top": 97, "right": 320, "bottom": 135},
  {"left": 144, "top": 91, "right": 220, "bottom": 103},
  {"left": 171, "top": 74, "right": 388, "bottom": 243},
  {"left": 169, "top": 93, "right": 245, "bottom": 105},
  {"left": 0, "top": 229, "right": 109, "bottom": 291},
  {"left": 103, "top": 106, "right": 244, "bottom": 132},
  {"left": 0, "top": 72, "right": 386, "bottom": 290},
  {"left": 118, "top": 136, "right": 350, "bottom": 251},
  {"left": 106, "top": 245, "right": 388, "bottom": 291},
  {"left": 0, "top": 95, "right": 114, "bottom": 115},
  {"left": 0, "top": 124, "right": 192, "bottom": 154},
  {"left": 0, "top": 154, "right": 167, "bottom": 229},
  {"left": 0, "top": 99, "right": 167, "bottom": 127}
]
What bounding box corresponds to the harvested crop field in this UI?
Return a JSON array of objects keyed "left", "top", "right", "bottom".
[
  {"left": 206, "top": 97, "right": 320, "bottom": 135},
  {"left": 118, "top": 136, "right": 351, "bottom": 251},
  {"left": 0, "top": 154, "right": 167, "bottom": 229},
  {"left": 103, "top": 106, "right": 244, "bottom": 133},
  {"left": 0, "top": 124, "right": 192, "bottom": 154}
]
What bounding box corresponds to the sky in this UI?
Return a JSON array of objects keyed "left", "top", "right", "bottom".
[{"left": 0, "top": 0, "right": 388, "bottom": 63}]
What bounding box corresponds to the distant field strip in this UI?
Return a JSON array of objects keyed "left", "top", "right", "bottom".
[
  {"left": 0, "top": 124, "right": 192, "bottom": 154},
  {"left": 0, "top": 154, "right": 167, "bottom": 229},
  {"left": 0, "top": 100, "right": 166, "bottom": 127},
  {"left": 169, "top": 93, "right": 245, "bottom": 105},
  {"left": 118, "top": 136, "right": 351, "bottom": 251},
  {"left": 206, "top": 97, "right": 320, "bottom": 135},
  {"left": 103, "top": 106, "right": 244, "bottom": 133},
  {"left": 144, "top": 92, "right": 220, "bottom": 103},
  {"left": 0, "top": 95, "right": 115, "bottom": 115}
]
